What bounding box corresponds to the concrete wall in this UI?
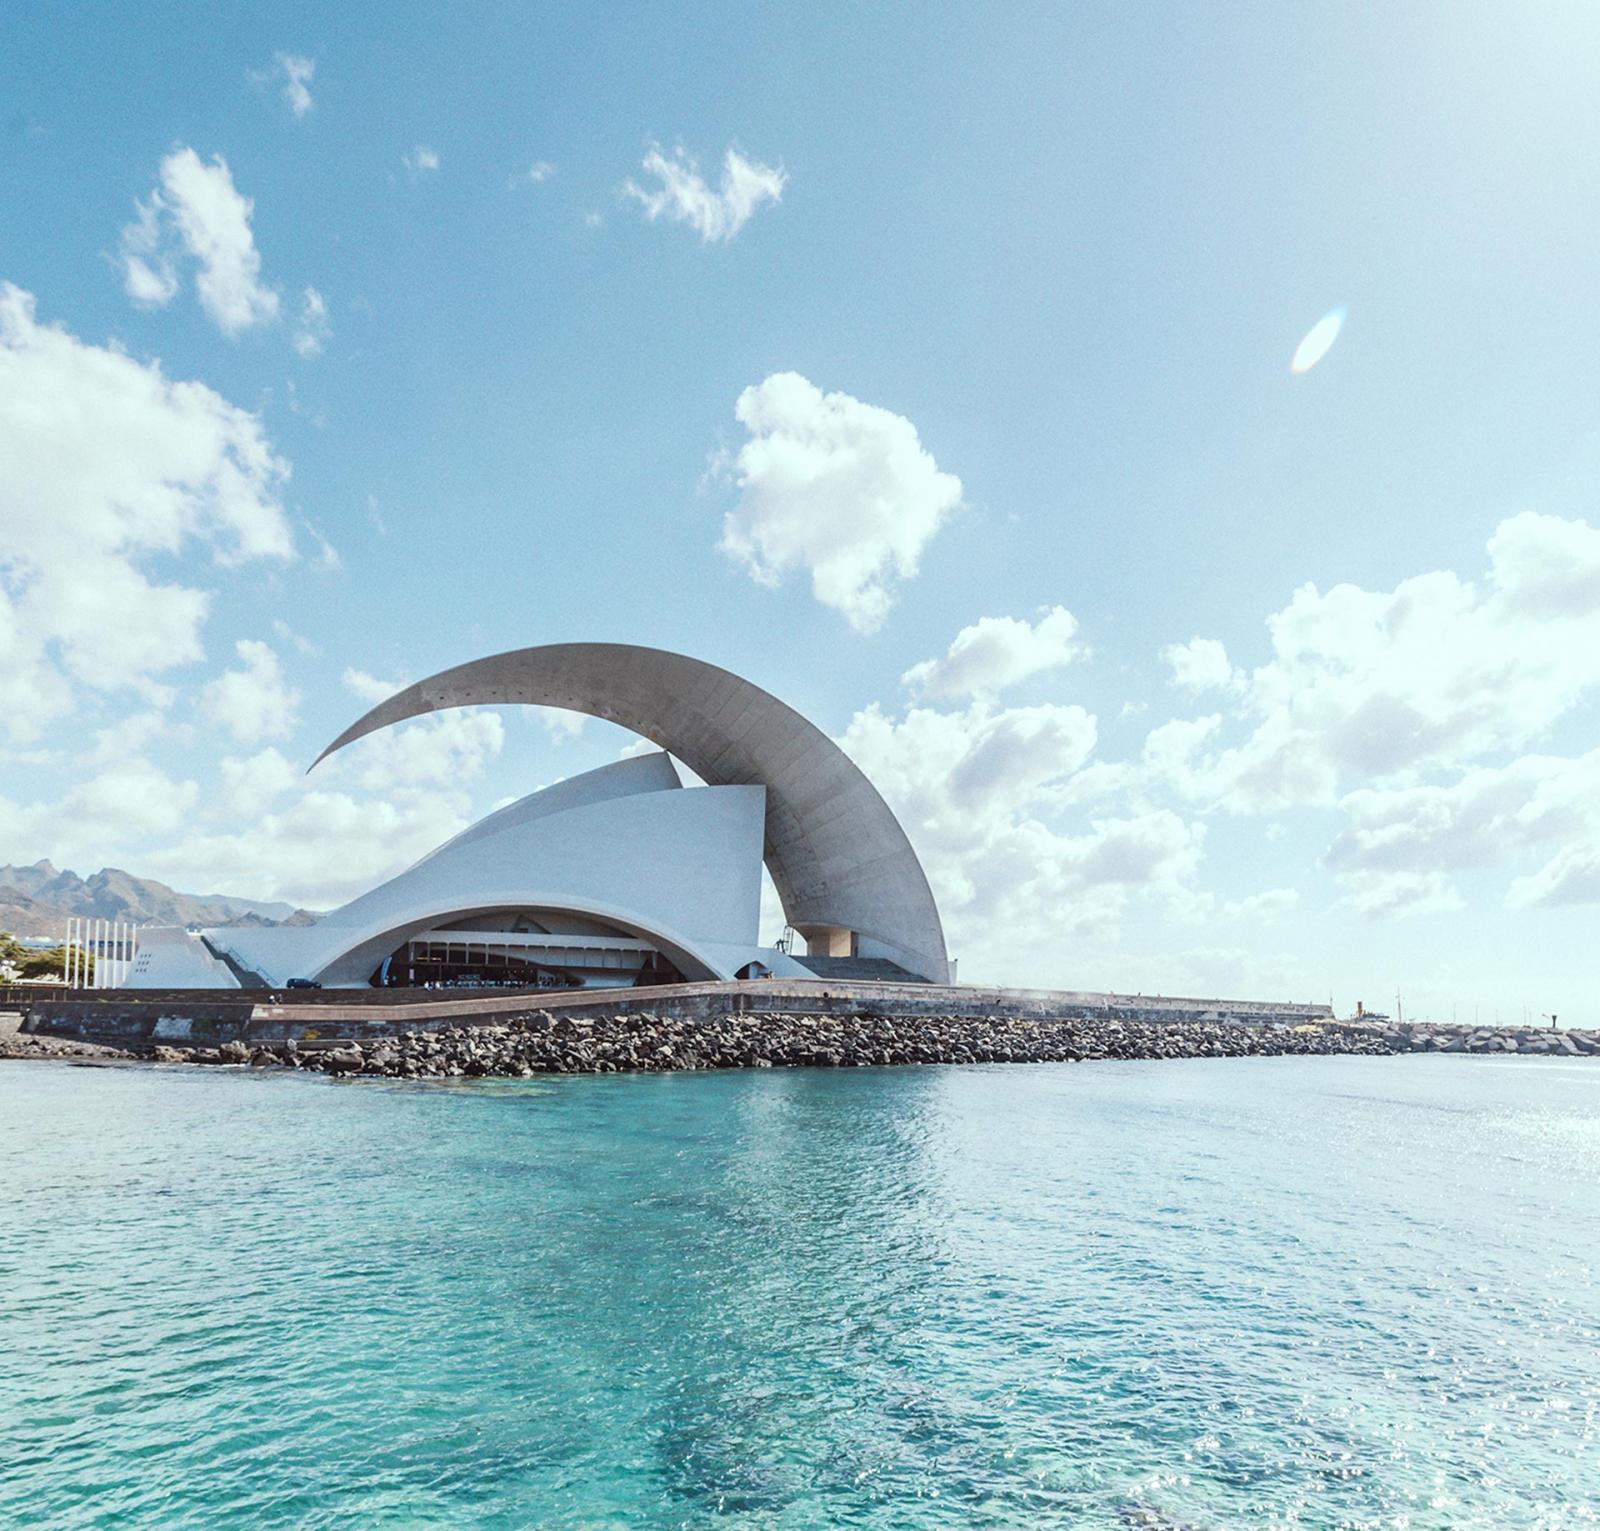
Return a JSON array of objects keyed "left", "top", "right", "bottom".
[{"left": 24, "top": 979, "right": 1335, "bottom": 1049}]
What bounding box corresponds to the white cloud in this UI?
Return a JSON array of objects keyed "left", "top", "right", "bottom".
[
  {"left": 1145, "top": 512, "right": 1600, "bottom": 815},
  {"left": 1108, "top": 513, "right": 1600, "bottom": 920},
  {"left": 218, "top": 746, "right": 299, "bottom": 817},
  {"left": 1162, "top": 636, "right": 1241, "bottom": 694},
  {"left": 404, "top": 145, "right": 441, "bottom": 174},
  {"left": 534, "top": 707, "right": 586, "bottom": 741},
  {"left": 523, "top": 160, "right": 556, "bottom": 184},
  {"left": 1510, "top": 845, "right": 1600, "bottom": 908},
  {"left": 1226, "top": 886, "right": 1300, "bottom": 920},
  {"left": 1323, "top": 749, "right": 1600, "bottom": 914},
  {"left": 292, "top": 286, "right": 330, "bottom": 358},
  {"left": 0, "top": 284, "right": 293, "bottom": 739},
  {"left": 1486, "top": 510, "right": 1600, "bottom": 616},
  {"left": 0, "top": 663, "right": 502, "bottom": 910},
  {"left": 1170, "top": 884, "right": 1301, "bottom": 926},
  {"left": 947, "top": 704, "right": 1098, "bottom": 805},
  {"left": 718, "top": 372, "right": 963, "bottom": 633},
  {"left": 835, "top": 694, "right": 1204, "bottom": 971},
  {"left": 904, "top": 607, "right": 1083, "bottom": 698},
  {"left": 129, "top": 667, "right": 510, "bottom": 904},
  {"left": 202, "top": 639, "right": 300, "bottom": 743},
  {"left": 85, "top": 710, "right": 169, "bottom": 763},
  {"left": 271, "top": 618, "right": 317, "bottom": 656},
  {"left": 0, "top": 757, "right": 200, "bottom": 869},
  {"left": 823, "top": 516, "right": 1600, "bottom": 944},
  {"left": 118, "top": 198, "right": 177, "bottom": 307},
  {"left": 270, "top": 53, "right": 315, "bottom": 118},
  {"left": 1344, "top": 870, "right": 1464, "bottom": 919},
  {"left": 120, "top": 148, "right": 281, "bottom": 336},
  {"left": 147, "top": 788, "right": 473, "bottom": 908},
  {"left": 303, "top": 523, "right": 340, "bottom": 570},
  {"left": 342, "top": 666, "right": 395, "bottom": 706},
  {"left": 625, "top": 144, "right": 784, "bottom": 242}
]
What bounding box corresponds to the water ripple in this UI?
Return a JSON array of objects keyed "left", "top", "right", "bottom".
[{"left": 2, "top": 1056, "right": 1597, "bottom": 1527}]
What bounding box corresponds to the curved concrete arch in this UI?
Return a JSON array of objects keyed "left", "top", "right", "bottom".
[{"left": 312, "top": 643, "right": 950, "bottom": 981}]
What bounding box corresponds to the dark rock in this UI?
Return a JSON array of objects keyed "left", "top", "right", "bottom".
[{"left": 120, "top": 1006, "right": 1594, "bottom": 1082}]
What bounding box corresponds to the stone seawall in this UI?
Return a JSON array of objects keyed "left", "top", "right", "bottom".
[
  {"left": 20, "top": 978, "right": 1334, "bottom": 1050},
  {"left": 8, "top": 1006, "right": 1594, "bottom": 1075}
]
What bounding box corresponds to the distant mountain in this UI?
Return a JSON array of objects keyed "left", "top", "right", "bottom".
[{"left": 0, "top": 861, "right": 319, "bottom": 939}]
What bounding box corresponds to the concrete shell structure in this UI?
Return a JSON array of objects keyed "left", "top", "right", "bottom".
[
  {"left": 150, "top": 752, "right": 782, "bottom": 989},
  {"left": 313, "top": 643, "right": 951, "bottom": 982}
]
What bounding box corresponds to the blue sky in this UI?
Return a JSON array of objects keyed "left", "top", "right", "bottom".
[{"left": 4, "top": 3, "right": 1600, "bottom": 1021}]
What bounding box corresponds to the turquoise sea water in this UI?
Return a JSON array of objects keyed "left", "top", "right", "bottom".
[{"left": 2, "top": 1056, "right": 1597, "bottom": 1529}]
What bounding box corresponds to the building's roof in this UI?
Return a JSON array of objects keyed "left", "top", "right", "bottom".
[
  {"left": 210, "top": 752, "right": 771, "bottom": 987},
  {"left": 312, "top": 643, "right": 949, "bottom": 981}
]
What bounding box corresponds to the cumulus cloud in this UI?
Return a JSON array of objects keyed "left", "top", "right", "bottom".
[
  {"left": 0, "top": 757, "right": 200, "bottom": 869},
  {"left": 1343, "top": 870, "right": 1464, "bottom": 919},
  {"left": 1510, "top": 844, "right": 1600, "bottom": 909},
  {"left": 625, "top": 144, "right": 784, "bottom": 242},
  {"left": 718, "top": 373, "right": 963, "bottom": 633},
  {"left": 292, "top": 286, "right": 330, "bottom": 358},
  {"left": 1145, "top": 512, "right": 1600, "bottom": 816},
  {"left": 342, "top": 667, "right": 396, "bottom": 706},
  {"left": 0, "top": 284, "right": 293, "bottom": 739},
  {"left": 1112, "top": 512, "right": 1600, "bottom": 918},
  {"left": 1162, "top": 636, "right": 1241, "bottom": 695},
  {"left": 948, "top": 704, "right": 1098, "bottom": 805},
  {"left": 404, "top": 145, "right": 440, "bottom": 174},
  {"left": 904, "top": 608, "right": 1083, "bottom": 698},
  {"left": 1323, "top": 749, "right": 1600, "bottom": 914},
  {"left": 202, "top": 639, "right": 300, "bottom": 743},
  {"left": 523, "top": 160, "right": 556, "bottom": 184},
  {"left": 139, "top": 668, "right": 513, "bottom": 905},
  {"left": 120, "top": 148, "right": 280, "bottom": 335},
  {"left": 835, "top": 692, "right": 1205, "bottom": 973},
  {"left": 217, "top": 746, "right": 299, "bottom": 817},
  {"left": 147, "top": 788, "right": 475, "bottom": 908}
]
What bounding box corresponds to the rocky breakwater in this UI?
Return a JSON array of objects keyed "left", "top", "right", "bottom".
[
  {"left": 1374, "top": 1021, "right": 1599, "bottom": 1058},
  {"left": 7, "top": 1011, "right": 1597, "bottom": 1074},
  {"left": 265, "top": 1009, "right": 1403, "bottom": 1078}
]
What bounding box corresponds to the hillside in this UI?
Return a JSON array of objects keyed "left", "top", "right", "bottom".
[{"left": 0, "top": 862, "right": 319, "bottom": 939}]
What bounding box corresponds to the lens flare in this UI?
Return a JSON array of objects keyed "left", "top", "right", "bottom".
[{"left": 1290, "top": 306, "right": 1346, "bottom": 374}]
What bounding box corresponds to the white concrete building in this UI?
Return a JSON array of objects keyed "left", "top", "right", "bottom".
[{"left": 126, "top": 644, "right": 951, "bottom": 992}]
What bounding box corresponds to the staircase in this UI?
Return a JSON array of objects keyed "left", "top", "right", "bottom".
[{"left": 791, "top": 956, "right": 930, "bottom": 984}]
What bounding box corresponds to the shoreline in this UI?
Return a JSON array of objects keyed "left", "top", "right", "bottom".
[{"left": 5, "top": 1008, "right": 1595, "bottom": 1077}]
